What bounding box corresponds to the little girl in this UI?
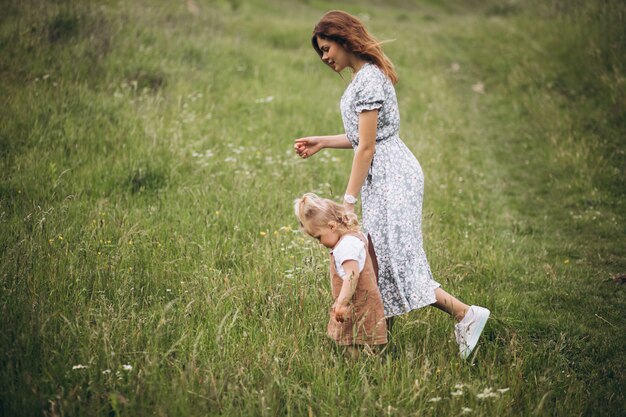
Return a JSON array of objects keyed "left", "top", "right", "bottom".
[{"left": 294, "top": 193, "right": 387, "bottom": 354}]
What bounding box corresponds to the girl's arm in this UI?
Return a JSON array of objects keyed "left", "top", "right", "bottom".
[
  {"left": 333, "top": 260, "right": 360, "bottom": 322},
  {"left": 343, "top": 110, "right": 377, "bottom": 210},
  {"left": 294, "top": 134, "right": 352, "bottom": 159}
]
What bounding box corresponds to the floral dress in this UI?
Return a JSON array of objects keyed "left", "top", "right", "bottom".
[{"left": 340, "top": 62, "right": 441, "bottom": 318}]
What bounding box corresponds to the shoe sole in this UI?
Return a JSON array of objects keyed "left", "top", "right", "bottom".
[{"left": 461, "top": 308, "right": 490, "bottom": 359}]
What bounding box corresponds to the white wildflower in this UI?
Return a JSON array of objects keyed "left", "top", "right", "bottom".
[
  {"left": 72, "top": 364, "right": 88, "bottom": 370},
  {"left": 451, "top": 389, "right": 464, "bottom": 396},
  {"left": 102, "top": 369, "right": 112, "bottom": 374},
  {"left": 192, "top": 150, "right": 214, "bottom": 158},
  {"left": 254, "top": 96, "right": 274, "bottom": 104},
  {"left": 472, "top": 82, "right": 485, "bottom": 94},
  {"left": 476, "top": 388, "right": 498, "bottom": 399},
  {"left": 461, "top": 407, "right": 472, "bottom": 414},
  {"left": 122, "top": 364, "right": 133, "bottom": 371},
  {"left": 428, "top": 397, "right": 442, "bottom": 402},
  {"left": 497, "top": 388, "right": 510, "bottom": 394}
]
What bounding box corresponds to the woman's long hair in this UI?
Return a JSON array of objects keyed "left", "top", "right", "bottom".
[{"left": 312, "top": 10, "right": 398, "bottom": 84}]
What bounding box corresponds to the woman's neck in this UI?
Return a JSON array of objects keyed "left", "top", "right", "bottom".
[{"left": 349, "top": 57, "right": 369, "bottom": 77}]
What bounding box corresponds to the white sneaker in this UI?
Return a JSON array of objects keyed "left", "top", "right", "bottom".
[{"left": 454, "top": 305, "right": 490, "bottom": 359}]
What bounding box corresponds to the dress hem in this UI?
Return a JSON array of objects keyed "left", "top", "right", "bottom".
[{"left": 382, "top": 282, "right": 441, "bottom": 318}]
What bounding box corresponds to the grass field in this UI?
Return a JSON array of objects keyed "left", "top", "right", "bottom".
[{"left": 1, "top": 0, "right": 625, "bottom": 415}]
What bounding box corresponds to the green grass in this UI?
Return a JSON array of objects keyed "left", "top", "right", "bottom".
[{"left": 1, "top": 0, "right": 625, "bottom": 415}]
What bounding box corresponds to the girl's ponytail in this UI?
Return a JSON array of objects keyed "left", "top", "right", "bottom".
[
  {"left": 294, "top": 192, "right": 360, "bottom": 235},
  {"left": 340, "top": 212, "right": 359, "bottom": 231}
]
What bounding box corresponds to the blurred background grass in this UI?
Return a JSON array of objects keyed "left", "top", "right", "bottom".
[{"left": 1, "top": 0, "right": 624, "bottom": 416}]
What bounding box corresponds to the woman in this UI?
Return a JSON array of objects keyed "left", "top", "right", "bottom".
[{"left": 294, "top": 10, "right": 490, "bottom": 359}]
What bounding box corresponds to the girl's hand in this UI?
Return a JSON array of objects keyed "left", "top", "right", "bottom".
[
  {"left": 294, "top": 137, "right": 323, "bottom": 159},
  {"left": 333, "top": 302, "right": 351, "bottom": 323}
]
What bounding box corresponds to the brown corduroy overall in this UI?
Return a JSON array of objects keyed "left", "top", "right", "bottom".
[{"left": 326, "top": 232, "right": 387, "bottom": 346}]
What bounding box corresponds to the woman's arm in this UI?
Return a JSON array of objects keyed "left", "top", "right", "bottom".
[
  {"left": 344, "top": 110, "right": 377, "bottom": 210},
  {"left": 319, "top": 134, "right": 352, "bottom": 149},
  {"left": 333, "top": 260, "right": 360, "bottom": 322},
  {"left": 294, "top": 134, "right": 351, "bottom": 159}
]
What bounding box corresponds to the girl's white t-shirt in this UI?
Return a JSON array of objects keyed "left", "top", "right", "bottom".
[{"left": 332, "top": 234, "right": 366, "bottom": 280}]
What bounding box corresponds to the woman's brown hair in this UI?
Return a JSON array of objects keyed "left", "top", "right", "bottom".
[{"left": 312, "top": 10, "right": 398, "bottom": 84}]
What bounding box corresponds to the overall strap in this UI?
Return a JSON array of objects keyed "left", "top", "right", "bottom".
[
  {"left": 345, "top": 232, "right": 380, "bottom": 285},
  {"left": 366, "top": 233, "right": 379, "bottom": 284}
]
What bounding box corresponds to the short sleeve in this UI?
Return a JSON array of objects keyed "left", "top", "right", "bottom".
[
  {"left": 333, "top": 235, "right": 366, "bottom": 279},
  {"left": 354, "top": 67, "right": 385, "bottom": 113}
]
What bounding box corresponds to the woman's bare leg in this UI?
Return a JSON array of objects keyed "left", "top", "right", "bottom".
[{"left": 432, "top": 288, "right": 469, "bottom": 322}]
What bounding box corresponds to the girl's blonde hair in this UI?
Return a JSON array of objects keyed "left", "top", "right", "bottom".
[
  {"left": 312, "top": 10, "right": 398, "bottom": 85},
  {"left": 294, "top": 193, "right": 359, "bottom": 236}
]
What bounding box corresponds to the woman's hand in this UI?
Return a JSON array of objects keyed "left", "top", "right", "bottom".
[
  {"left": 343, "top": 202, "right": 355, "bottom": 214},
  {"left": 294, "top": 137, "right": 323, "bottom": 159}
]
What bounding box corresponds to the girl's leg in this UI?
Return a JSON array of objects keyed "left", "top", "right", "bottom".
[
  {"left": 431, "top": 288, "right": 469, "bottom": 322},
  {"left": 342, "top": 345, "right": 361, "bottom": 359},
  {"left": 341, "top": 344, "right": 388, "bottom": 359},
  {"left": 386, "top": 317, "right": 395, "bottom": 335}
]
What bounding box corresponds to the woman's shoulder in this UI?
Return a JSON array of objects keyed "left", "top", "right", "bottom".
[
  {"left": 356, "top": 63, "right": 387, "bottom": 84},
  {"left": 351, "top": 63, "right": 388, "bottom": 96}
]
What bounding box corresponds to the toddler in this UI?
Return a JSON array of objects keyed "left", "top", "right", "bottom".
[{"left": 294, "top": 193, "right": 387, "bottom": 354}]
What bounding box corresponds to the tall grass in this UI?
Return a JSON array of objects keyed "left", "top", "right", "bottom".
[{"left": 1, "top": 0, "right": 624, "bottom": 415}]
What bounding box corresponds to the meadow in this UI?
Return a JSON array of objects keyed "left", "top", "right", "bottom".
[{"left": 1, "top": 0, "right": 625, "bottom": 415}]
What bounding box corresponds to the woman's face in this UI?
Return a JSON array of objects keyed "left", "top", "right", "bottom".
[{"left": 316, "top": 36, "right": 352, "bottom": 73}]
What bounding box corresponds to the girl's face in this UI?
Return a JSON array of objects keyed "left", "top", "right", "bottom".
[
  {"left": 308, "top": 224, "right": 341, "bottom": 249},
  {"left": 316, "top": 36, "right": 353, "bottom": 73}
]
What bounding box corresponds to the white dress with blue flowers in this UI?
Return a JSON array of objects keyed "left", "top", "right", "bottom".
[{"left": 340, "top": 63, "right": 441, "bottom": 318}]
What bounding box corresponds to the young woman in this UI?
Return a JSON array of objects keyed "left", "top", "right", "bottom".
[{"left": 294, "top": 10, "right": 489, "bottom": 359}]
